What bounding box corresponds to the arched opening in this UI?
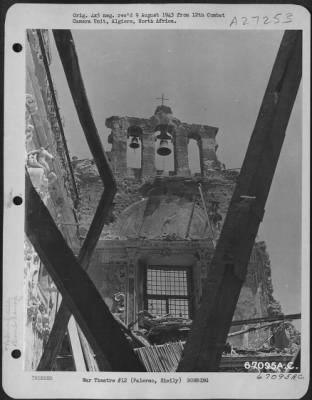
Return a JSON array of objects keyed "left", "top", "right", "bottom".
[
  {"left": 105, "top": 128, "right": 113, "bottom": 152},
  {"left": 127, "top": 126, "right": 142, "bottom": 169},
  {"left": 155, "top": 134, "right": 174, "bottom": 174},
  {"left": 154, "top": 126, "right": 174, "bottom": 174},
  {"left": 188, "top": 138, "right": 201, "bottom": 175}
]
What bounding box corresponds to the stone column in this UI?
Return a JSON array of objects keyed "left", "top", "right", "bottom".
[
  {"left": 174, "top": 125, "right": 191, "bottom": 176},
  {"left": 141, "top": 127, "right": 156, "bottom": 180},
  {"left": 106, "top": 117, "right": 128, "bottom": 177},
  {"left": 200, "top": 127, "right": 219, "bottom": 176}
]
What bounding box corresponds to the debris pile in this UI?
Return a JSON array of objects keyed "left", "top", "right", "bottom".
[
  {"left": 134, "top": 340, "right": 297, "bottom": 372},
  {"left": 138, "top": 311, "right": 192, "bottom": 344},
  {"left": 135, "top": 342, "right": 184, "bottom": 372},
  {"left": 128, "top": 312, "right": 301, "bottom": 372}
]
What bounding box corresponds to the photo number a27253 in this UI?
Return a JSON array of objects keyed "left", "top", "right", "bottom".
[{"left": 230, "top": 13, "right": 293, "bottom": 27}]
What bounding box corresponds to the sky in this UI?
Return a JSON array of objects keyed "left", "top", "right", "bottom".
[{"left": 48, "top": 29, "right": 302, "bottom": 317}]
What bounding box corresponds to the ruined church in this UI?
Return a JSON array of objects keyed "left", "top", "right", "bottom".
[
  {"left": 73, "top": 103, "right": 278, "bottom": 348},
  {"left": 24, "top": 29, "right": 295, "bottom": 372}
]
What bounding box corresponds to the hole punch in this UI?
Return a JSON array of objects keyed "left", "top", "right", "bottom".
[
  {"left": 13, "top": 196, "right": 23, "bottom": 205},
  {"left": 11, "top": 349, "right": 21, "bottom": 359},
  {"left": 12, "top": 43, "right": 23, "bottom": 53}
]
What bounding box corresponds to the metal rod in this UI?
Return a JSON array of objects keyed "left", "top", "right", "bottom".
[
  {"left": 198, "top": 183, "right": 216, "bottom": 247},
  {"left": 231, "top": 313, "right": 301, "bottom": 326},
  {"left": 185, "top": 194, "right": 196, "bottom": 239}
]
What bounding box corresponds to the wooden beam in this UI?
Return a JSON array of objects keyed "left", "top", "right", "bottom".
[
  {"left": 67, "top": 316, "right": 87, "bottom": 371},
  {"left": 37, "top": 29, "right": 117, "bottom": 370},
  {"left": 38, "top": 192, "right": 116, "bottom": 370},
  {"left": 231, "top": 313, "right": 301, "bottom": 327},
  {"left": 36, "top": 30, "right": 80, "bottom": 205},
  {"left": 177, "top": 31, "right": 302, "bottom": 372},
  {"left": 52, "top": 30, "right": 115, "bottom": 185},
  {"left": 26, "top": 173, "right": 145, "bottom": 371},
  {"left": 77, "top": 326, "right": 100, "bottom": 371},
  {"left": 51, "top": 28, "right": 117, "bottom": 273},
  {"left": 228, "top": 322, "right": 280, "bottom": 338}
]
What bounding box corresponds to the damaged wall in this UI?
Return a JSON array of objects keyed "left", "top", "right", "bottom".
[
  {"left": 84, "top": 240, "right": 209, "bottom": 327},
  {"left": 74, "top": 105, "right": 280, "bottom": 349}
]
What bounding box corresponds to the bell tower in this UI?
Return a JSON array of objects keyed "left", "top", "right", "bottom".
[
  {"left": 105, "top": 104, "right": 222, "bottom": 180},
  {"left": 76, "top": 103, "right": 275, "bottom": 350}
]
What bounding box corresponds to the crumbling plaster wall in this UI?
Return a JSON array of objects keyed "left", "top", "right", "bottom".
[
  {"left": 74, "top": 159, "right": 240, "bottom": 239},
  {"left": 84, "top": 241, "right": 210, "bottom": 326},
  {"left": 73, "top": 162, "right": 143, "bottom": 238},
  {"left": 77, "top": 167, "right": 274, "bottom": 324}
]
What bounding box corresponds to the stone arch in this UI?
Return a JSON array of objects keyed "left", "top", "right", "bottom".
[
  {"left": 127, "top": 126, "right": 143, "bottom": 169},
  {"left": 154, "top": 124, "right": 175, "bottom": 174},
  {"left": 109, "top": 196, "right": 211, "bottom": 240},
  {"left": 188, "top": 131, "right": 203, "bottom": 175},
  {"left": 188, "top": 138, "right": 201, "bottom": 175}
]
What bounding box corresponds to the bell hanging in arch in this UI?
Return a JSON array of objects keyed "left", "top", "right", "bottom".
[
  {"left": 129, "top": 136, "right": 140, "bottom": 149},
  {"left": 157, "top": 139, "right": 172, "bottom": 156}
]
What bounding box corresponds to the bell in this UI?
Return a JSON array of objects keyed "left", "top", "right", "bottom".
[
  {"left": 129, "top": 136, "right": 140, "bottom": 149},
  {"left": 157, "top": 139, "right": 171, "bottom": 156}
]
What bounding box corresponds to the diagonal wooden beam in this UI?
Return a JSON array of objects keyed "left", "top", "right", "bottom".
[
  {"left": 67, "top": 316, "right": 87, "bottom": 371},
  {"left": 36, "top": 28, "right": 119, "bottom": 370},
  {"left": 26, "top": 172, "right": 145, "bottom": 371},
  {"left": 177, "top": 30, "right": 302, "bottom": 372},
  {"left": 37, "top": 190, "right": 116, "bottom": 370},
  {"left": 48, "top": 29, "right": 117, "bottom": 265}
]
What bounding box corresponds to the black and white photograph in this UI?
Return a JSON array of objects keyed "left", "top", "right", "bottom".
[{"left": 2, "top": 3, "right": 310, "bottom": 399}]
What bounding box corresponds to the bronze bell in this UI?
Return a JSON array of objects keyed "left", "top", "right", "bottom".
[
  {"left": 157, "top": 139, "right": 171, "bottom": 156},
  {"left": 129, "top": 136, "right": 140, "bottom": 149}
]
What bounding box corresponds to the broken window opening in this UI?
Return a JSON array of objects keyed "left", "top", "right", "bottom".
[{"left": 144, "top": 266, "right": 192, "bottom": 319}]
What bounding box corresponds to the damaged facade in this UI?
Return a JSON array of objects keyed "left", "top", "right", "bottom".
[
  {"left": 24, "top": 30, "right": 299, "bottom": 372},
  {"left": 74, "top": 104, "right": 282, "bottom": 349}
]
